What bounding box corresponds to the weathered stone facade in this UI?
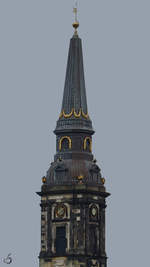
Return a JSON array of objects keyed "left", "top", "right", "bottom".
[
  {"left": 37, "top": 27, "right": 110, "bottom": 267},
  {"left": 38, "top": 185, "right": 109, "bottom": 267}
]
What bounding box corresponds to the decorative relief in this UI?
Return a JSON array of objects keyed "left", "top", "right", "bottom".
[
  {"left": 77, "top": 174, "right": 84, "bottom": 184},
  {"left": 53, "top": 203, "right": 69, "bottom": 220},
  {"left": 91, "top": 206, "right": 98, "bottom": 217},
  {"left": 54, "top": 204, "right": 67, "bottom": 219},
  {"left": 59, "top": 136, "right": 72, "bottom": 151},
  {"left": 91, "top": 260, "right": 99, "bottom": 267},
  {"left": 89, "top": 204, "right": 99, "bottom": 221},
  {"left": 62, "top": 109, "right": 73, "bottom": 118},
  {"left": 59, "top": 108, "right": 89, "bottom": 119},
  {"left": 74, "top": 108, "right": 81, "bottom": 118},
  {"left": 82, "top": 109, "right": 89, "bottom": 119},
  {"left": 52, "top": 258, "right": 65, "bottom": 267}
]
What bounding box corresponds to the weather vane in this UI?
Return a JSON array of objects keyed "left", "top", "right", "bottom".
[
  {"left": 73, "top": 1, "right": 78, "bottom": 22},
  {"left": 72, "top": 1, "right": 79, "bottom": 35}
]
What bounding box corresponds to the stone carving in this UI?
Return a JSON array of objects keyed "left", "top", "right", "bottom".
[
  {"left": 89, "top": 259, "right": 98, "bottom": 267},
  {"left": 53, "top": 259, "right": 65, "bottom": 267}
]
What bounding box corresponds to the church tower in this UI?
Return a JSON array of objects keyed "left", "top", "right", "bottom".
[{"left": 37, "top": 10, "right": 110, "bottom": 267}]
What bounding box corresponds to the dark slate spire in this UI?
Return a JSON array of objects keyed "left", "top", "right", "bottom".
[
  {"left": 55, "top": 33, "right": 94, "bottom": 133},
  {"left": 62, "top": 35, "right": 88, "bottom": 115},
  {"left": 38, "top": 10, "right": 110, "bottom": 267}
]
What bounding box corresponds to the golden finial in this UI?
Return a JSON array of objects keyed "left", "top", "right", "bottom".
[
  {"left": 42, "top": 176, "right": 46, "bottom": 184},
  {"left": 78, "top": 174, "right": 84, "bottom": 180},
  {"left": 101, "top": 177, "right": 106, "bottom": 185},
  {"left": 72, "top": 2, "right": 79, "bottom": 35}
]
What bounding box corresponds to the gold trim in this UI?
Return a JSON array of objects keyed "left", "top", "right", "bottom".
[
  {"left": 63, "top": 109, "right": 73, "bottom": 118},
  {"left": 74, "top": 108, "right": 81, "bottom": 118},
  {"left": 59, "top": 111, "right": 63, "bottom": 118},
  {"left": 59, "top": 108, "right": 89, "bottom": 119},
  {"left": 78, "top": 175, "right": 84, "bottom": 180},
  {"left": 59, "top": 136, "right": 72, "bottom": 151},
  {"left": 84, "top": 137, "right": 92, "bottom": 152},
  {"left": 82, "top": 110, "right": 89, "bottom": 119},
  {"left": 42, "top": 176, "right": 46, "bottom": 184},
  {"left": 101, "top": 178, "right": 105, "bottom": 185}
]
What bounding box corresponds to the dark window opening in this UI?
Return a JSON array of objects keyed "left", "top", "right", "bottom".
[
  {"left": 55, "top": 226, "right": 67, "bottom": 255},
  {"left": 86, "top": 139, "right": 91, "bottom": 152},
  {"left": 61, "top": 138, "right": 69, "bottom": 151},
  {"left": 90, "top": 226, "right": 97, "bottom": 254}
]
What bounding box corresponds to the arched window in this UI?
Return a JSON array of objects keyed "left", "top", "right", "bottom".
[
  {"left": 61, "top": 138, "right": 69, "bottom": 151},
  {"left": 86, "top": 138, "right": 91, "bottom": 151},
  {"left": 84, "top": 137, "right": 92, "bottom": 152},
  {"left": 59, "top": 136, "right": 72, "bottom": 151}
]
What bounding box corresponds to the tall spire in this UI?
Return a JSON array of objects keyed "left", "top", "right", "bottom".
[
  {"left": 62, "top": 36, "right": 88, "bottom": 115},
  {"left": 38, "top": 11, "right": 110, "bottom": 267},
  {"left": 55, "top": 9, "right": 93, "bottom": 133}
]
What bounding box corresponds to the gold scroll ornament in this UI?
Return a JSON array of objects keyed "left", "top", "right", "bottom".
[{"left": 59, "top": 108, "right": 89, "bottom": 119}]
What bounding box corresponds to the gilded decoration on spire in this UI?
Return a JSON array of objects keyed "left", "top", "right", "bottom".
[
  {"left": 72, "top": 2, "right": 79, "bottom": 35},
  {"left": 59, "top": 108, "right": 89, "bottom": 119},
  {"left": 55, "top": 4, "right": 93, "bottom": 133}
]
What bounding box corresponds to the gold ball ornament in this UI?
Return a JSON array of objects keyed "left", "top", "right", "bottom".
[
  {"left": 42, "top": 176, "right": 46, "bottom": 184},
  {"left": 101, "top": 178, "right": 106, "bottom": 185},
  {"left": 72, "top": 21, "right": 79, "bottom": 29}
]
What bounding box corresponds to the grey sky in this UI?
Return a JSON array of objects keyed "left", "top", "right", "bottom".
[{"left": 0, "top": 0, "right": 150, "bottom": 266}]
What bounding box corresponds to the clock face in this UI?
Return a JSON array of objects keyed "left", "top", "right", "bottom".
[
  {"left": 91, "top": 206, "right": 97, "bottom": 217},
  {"left": 55, "top": 204, "right": 66, "bottom": 218}
]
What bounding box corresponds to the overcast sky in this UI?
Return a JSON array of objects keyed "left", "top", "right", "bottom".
[{"left": 0, "top": 0, "right": 150, "bottom": 266}]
